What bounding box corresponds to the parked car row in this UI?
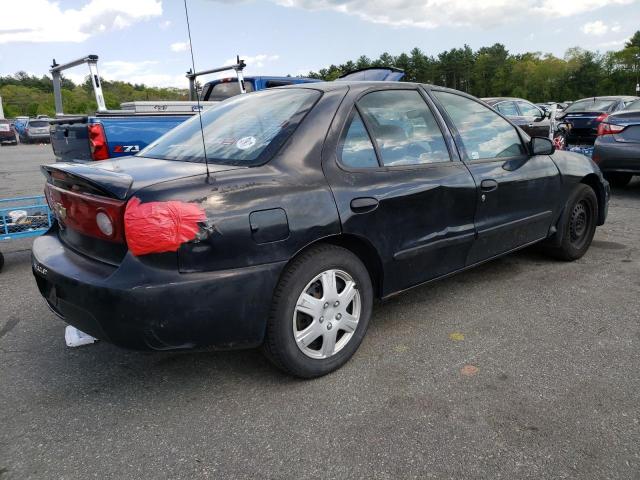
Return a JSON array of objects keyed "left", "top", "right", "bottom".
[
  {"left": 4, "top": 116, "right": 52, "bottom": 145},
  {"left": 484, "top": 94, "right": 640, "bottom": 187}
]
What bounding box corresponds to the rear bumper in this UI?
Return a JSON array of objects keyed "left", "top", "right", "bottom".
[
  {"left": 0, "top": 132, "right": 16, "bottom": 143},
  {"left": 593, "top": 137, "right": 640, "bottom": 174},
  {"left": 25, "top": 134, "right": 51, "bottom": 142},
  {"left": 32, "top": 231, "right": 285, "bottom": 351}
]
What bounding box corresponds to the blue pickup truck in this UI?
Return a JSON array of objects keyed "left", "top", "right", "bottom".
[{"left": 49, "top": 55, "right": 318, "bottom": 162}]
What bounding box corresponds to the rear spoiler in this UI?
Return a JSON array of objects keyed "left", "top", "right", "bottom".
[
  {"left": 41, "top": 163, "right": 133, "bottom": 200},
  {"left": 336, "top": 67, "right": 405, "bottom": 82}
]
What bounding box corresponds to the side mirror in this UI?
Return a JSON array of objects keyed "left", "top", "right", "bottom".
[{"left": 531, "top": 136, "right": 555, "bottom": 156}]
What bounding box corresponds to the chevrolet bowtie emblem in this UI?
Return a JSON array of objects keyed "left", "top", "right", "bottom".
[{"left": 53, "top": 202, "right": 67, "bottom": 221}]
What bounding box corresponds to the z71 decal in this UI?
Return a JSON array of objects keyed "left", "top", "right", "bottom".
[{"left": 113, "top": 145, "right": 141, "bottom": 154}]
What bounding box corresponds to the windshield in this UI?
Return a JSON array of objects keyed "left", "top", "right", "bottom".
[
  {"left": 564, "top": 98, "right": 616, "bottom": 113},
  {"left": 203, "top": 80, "right": 255, "bottom": 101},
  {"left": 625, "top": 100, "right": 640, "bottom": 111},
  {"left": 140, "top": 88, "right": 321, "bottom": 165}
]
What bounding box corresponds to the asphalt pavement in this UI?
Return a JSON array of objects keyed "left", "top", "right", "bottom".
[{"left": 1, "top": 144, "right": 639, "bottom": 479}]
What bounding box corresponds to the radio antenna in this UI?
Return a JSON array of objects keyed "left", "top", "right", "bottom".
[{"left": 183, "top": 0, "right": 212, "bottom": 182}]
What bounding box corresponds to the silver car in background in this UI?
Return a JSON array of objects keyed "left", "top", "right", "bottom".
[{"left": 19, "top": 118, "right": 51, "bottom": 144}]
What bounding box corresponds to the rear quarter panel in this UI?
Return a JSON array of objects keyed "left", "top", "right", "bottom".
[{"left": 129, "top": 87, "right": 348, "bottom": 274}]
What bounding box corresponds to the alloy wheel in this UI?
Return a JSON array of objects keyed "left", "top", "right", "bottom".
[{"left": 292, "top": 269, "right": 361, "bottom": 359}]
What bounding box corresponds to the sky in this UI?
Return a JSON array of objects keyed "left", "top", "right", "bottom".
[{"left": 0, "top": 0, "right": 638, "bottom": 88}]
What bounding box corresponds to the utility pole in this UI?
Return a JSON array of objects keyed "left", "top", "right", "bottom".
[
  {"left": 0, "top": 95, "right": 4, "bottom": 118},
  {"left": 636, "top": 53, "right": 640, "bottom": 96}
]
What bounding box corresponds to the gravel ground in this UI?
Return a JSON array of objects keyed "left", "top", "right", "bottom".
[{"left": 1, "top": 144, "right": 639, "bottom": 479}]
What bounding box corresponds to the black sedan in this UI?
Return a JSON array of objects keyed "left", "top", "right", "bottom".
[
  {"left": 32, "top": 82, "right": 609, "bottom": 378},
  {"left": 557, "top": 96, "right": 638, "bottom": 146},
  {"left": 592, "top": 99, "right": 640, "bottom": 187},
  {"left": 482, "top": 97, "right": 550, "bottom": 137}
]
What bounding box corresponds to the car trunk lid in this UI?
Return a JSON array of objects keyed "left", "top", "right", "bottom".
[{"left": 43, "top": 157, "right": 244, "bottom": 265}]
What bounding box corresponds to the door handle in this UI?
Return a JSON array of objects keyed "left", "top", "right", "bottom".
[
  {"left": 480, "top": 179, "right": 498, "bottom": 192},
  {"left": 350, "top": 197, "right": 379, "bottom": 213},
  {"left": 528, "top": 123, "right": 534, "bottom": 128}
]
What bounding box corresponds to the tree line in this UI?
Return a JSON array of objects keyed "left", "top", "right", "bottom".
[
  {"left": 308, "top": 31, "right": 640, "bottom": 102},
  {"left": 0, "top": 73, "right": 188, "bottom": 118},
  {"left": 1, "top": 31, "right": 639, "bottom": 118}
]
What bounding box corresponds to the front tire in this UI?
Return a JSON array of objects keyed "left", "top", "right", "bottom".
[
  {"left": 545, "top": 184, "right": 598, "bottom": 261},
  {"left": 263, "top": 244, "right": 373, "bottom": 378}
]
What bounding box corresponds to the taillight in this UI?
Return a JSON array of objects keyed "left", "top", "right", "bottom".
[
  {"left": 88, "top": 123, "right": 109, "bottom": 160},
  {"left": 595, "top": 113, "right": 609, "bottom": 123},
  {"left": 45, "top": 183, "right": 125, "bottom": 242},
  {"left": 597, "top": 122, "right": 625, "bottom": 136}
]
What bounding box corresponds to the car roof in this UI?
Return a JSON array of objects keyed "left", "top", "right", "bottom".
[
  {"left": 204, "top": 76, "right": 317, "bottom": 85},
  {"left": 482, "top": 97, "right": 530, "bottom": 104},
  {"left": 573, "top": 96, "right": 638, "bottom": 102}
]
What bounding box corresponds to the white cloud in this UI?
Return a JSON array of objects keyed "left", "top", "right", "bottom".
[
  {"left": 581, "top": 21, "right": 609, "bottom": 36},
  {"left": 160, "top": 20, "right": 172, "bottom": 29},
  {"left": 170, "top": 42, "right": 189, "bottom": 52},
  {"left": 611, "top": 23, "right": 622, "bottom": 32},
  {"left": 273, "top": 0, "right": 636, "bottom": 29},
  {"left": 224, "top": 54, "right": 280, "bottom": 69},
  {"left": 0, "top": 0, "right": 162, "bottom": 44},
  {"left": 598, "top": 37, "right": 630, "bottom": 48},
  {"left": 96, "top": 60, "right": 188, "bottom": 88}
]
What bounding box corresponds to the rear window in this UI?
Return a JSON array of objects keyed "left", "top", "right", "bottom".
[
  {"left": 140, "top": 88, "right": 321, "bottom": 166},
  {"left": 204, "top": 80, "right": 255, "bottom": 101},
  {"left": 564, "top": 99, "right": 617, "bottom": 113},
  {"left": 625, "top": 100, "right": 640, "bottom": 111},
  {"left": 29, "top": 120, "right": 49, "bottom": 127}
]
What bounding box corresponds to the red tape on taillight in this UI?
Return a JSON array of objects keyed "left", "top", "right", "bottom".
[
  {"left": 88, "top": 123, "right": 109, "bottom": 160},
  {"left": 124, "top": 197, "right": 206, "bottom": 256}
]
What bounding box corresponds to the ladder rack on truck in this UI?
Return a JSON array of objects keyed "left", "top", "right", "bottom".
[
  {"left": 47, "top": 54, "right": 250, "bottom": 162},
  {"left": 50, "top": 54, "right": 247, "bottom": 116}
]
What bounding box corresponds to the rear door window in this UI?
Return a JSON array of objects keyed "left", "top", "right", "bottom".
[
  {"left": 339, "top": 112, "right": 379, "bottom": 168},
  {"left": 356, "top": 90, "right": 451, "bottom": 166},
  {"left": 516, "top": 101, "right": 542, "bottom": 117},
  {"left": 433, "top": 90, "right": 526, "bottom": 161}
]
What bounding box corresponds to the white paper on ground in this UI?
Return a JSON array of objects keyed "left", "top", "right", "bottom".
[{"left": 64, "top": 325, "right": 97, "bottom": 347}]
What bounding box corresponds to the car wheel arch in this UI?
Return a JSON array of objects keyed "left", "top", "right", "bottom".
[
  {"left": 285, "top": 234, "right": 384, "bottom": 298},
  {"left": 580, "top": 173, "right": 606, "bottom": 225}
]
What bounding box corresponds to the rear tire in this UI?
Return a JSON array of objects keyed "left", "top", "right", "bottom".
[
  {"left": 604, "top": 172, "right": 632, "bottom": 188},
  {"left": 544, "top": 184, "right": 598, "bottom": 261},
  {"left": 262, "top": 244, "right": 373, "bottom": 378}
]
